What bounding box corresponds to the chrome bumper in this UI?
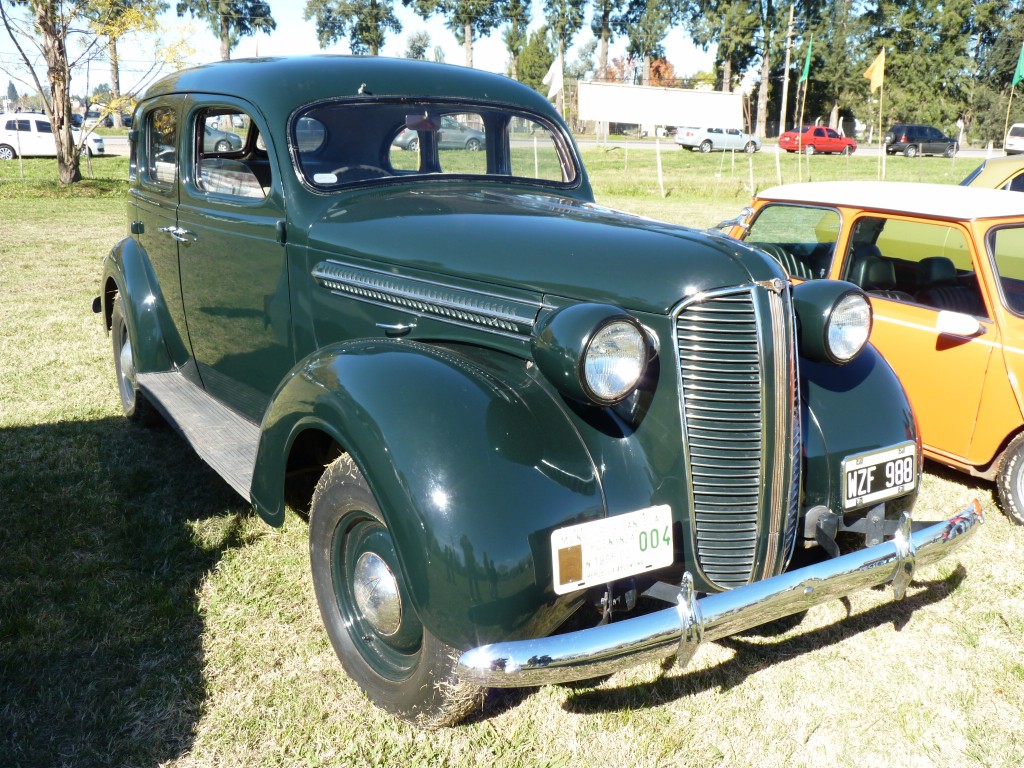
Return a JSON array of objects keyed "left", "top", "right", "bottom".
[{"left": 458, "top": 504, "right": 982, "bottom": 688}]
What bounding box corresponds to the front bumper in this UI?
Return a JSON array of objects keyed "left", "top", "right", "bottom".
[{"left": 458, "top": 504, "right": 981, "bottom": 687}]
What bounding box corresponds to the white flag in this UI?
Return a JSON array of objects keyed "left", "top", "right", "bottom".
[{"left": 542, "top": 53, "right": 564, "bottom": 99}]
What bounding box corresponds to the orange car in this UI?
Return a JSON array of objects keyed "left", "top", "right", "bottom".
[{"left": 727, "top": 181, "right": 1024, "bottom": 523}]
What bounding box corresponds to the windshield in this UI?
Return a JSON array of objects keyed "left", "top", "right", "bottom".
[{"left": 291, "top": 99, "right": 578, "bottom": 190}]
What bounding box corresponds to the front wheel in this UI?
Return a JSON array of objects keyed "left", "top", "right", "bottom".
[
  {"left": 309, "top": 455, "right": 483, "bottom": 726},
  {"left": 841, "top": 145, "right": 854, "bottom": 156},
  {"left": 111, "top": 292, "right": 159, "bottom": 424},
  {"left": 214, "top": 139, "right": 232, "bottom": 152},
  {"left": 997, "top": 433, "right": 1024, "bottom": 525},
  {"left": 406, "top": 137, "right": 419, "bottom": 152},
  {"left": 904, "top": 144, "right": 919, "bottom": 158},
  {"left": 699, "top": 140, "right": 713, "bottom": 153},
  {"left": 744, "top": 141, "right": 756, "bottom": 153},
  {"left": 465, "top": 138, "right": 480, "bottom": 151},
  {"left": 0, "top": 144, "right": 16, "bottom": 160},
  {"left": 944, "top": 144, "right": 956, "bottom": 158}
]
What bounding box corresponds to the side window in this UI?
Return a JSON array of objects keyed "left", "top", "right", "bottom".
[
  {"left": 989, "top": 225, "right": 1024, "bottom": 315},
  {"left": 846, "top": 217, "right": 987, "bottom": 317},
  {"left": 15, "top": 119, "right": 30, "bottom": 132},
  {"left": 743, "top": 204, "right": 840, "bottom": 279},
  {"left": 826, "top": 128, "right": 840, "bottom": 139},
  {"left": 509, "top": 117, "right": 569, "bottom": 182},
  {"left": 194, "top": 108, "right": 268, "bottom": 200},
  {"left": 726, "top": 128, "right": 740, "bottom": 136},
  {"left": 35, "top": 120, "right": 52, "bottom": 134},
  {"left": 146, "top": 106, "right": 178, "bottom": 186}
]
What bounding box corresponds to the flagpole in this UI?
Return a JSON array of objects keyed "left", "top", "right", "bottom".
[
  {"left": 879, "top": 79, "right": 885, "bottom": 180},
  {"left": 798, "top": 82, "right": 808, "bottom": 182},
  {"left": 1005, "top": 85, "right": 1016, "bottom": 149}
]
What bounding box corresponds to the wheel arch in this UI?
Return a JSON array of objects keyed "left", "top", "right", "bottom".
[{"left": 252, "top": 338, "right": 604, "bottom": 649}]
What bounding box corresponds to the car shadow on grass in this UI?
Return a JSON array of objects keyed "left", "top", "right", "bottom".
[
  {"left": 559, "top": 564, "right": 967, "bottom": 717},
  {"left": 0, "top": 417, "right": 255, "bottom": 768}
]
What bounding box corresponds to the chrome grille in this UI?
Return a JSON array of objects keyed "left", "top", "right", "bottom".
[{"left": 676, "top": 291, "right": 763, "bottom": 589}]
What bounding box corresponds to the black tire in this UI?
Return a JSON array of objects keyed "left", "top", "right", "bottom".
[
  {"left": 744, "top": 141, "right": 756, "bottom": 153},
  {"left": 996, "top": 433, "right": 1024, "bottom": 525},
  {"left": 904, "top": 144, "right": 919, "bottom": 158},
  {"left": 309, "top": 454, "right": 483, "bottom": 726},
  {"left": 406, "top": 137, "right": 419, "bottom": 152},
  {"left": 214, "top": 139, "right": 232, "bottom": 152},
  {"left": 699, "top": 140, "right": 713, "bottom": 153},
  {"left": 841, "top": 145, "right": 854, "bottom": 156},
  {"left": 0, "top": 144, "right": 16, "bottom": 160},
  {"left": 944, "top": 143, "right": 956, "bottom": 158},
  {"left": 111, "top": 292, "right": 159, "bottom": 425},
  {"left": 804, "top": 144, "right": 816, "bottom": 155},
  {"left": 466, "top": 138, "right": 481, "bottom": 151}
]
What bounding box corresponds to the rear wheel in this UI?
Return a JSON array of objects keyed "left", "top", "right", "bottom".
[
  {"left": 466, "top": 138, "right": 481, "bottom": 151},
  {"left": 904, "top": 144, "right": 919, "bottom": 158},
  {"left": 111, "top": 292, "right": 159, "bottom": 424},
  {"left": 804, "top": 144, "right": 816, "bottom": 155},
  {"left": 406, "top": 137, "right": 419, "bottom": 152},
  {"left": 996, "top": 433, "right": 1024, "bottom": 525},
  {"left": 309, "top": 454, "right": 483, "bottom": 726},
  {"left": 214, "top": 139, "right": 231, "bottom": 152},
  {"left": 699, "top": 140, "right": 713, "bottom": 153}
]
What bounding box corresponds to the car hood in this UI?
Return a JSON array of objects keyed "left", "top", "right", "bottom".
[{"left": 305, "top": 186, "right": 782, "bottom": 316}]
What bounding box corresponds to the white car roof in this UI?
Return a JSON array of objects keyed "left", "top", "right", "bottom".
[{"left": 755, "top": 181, "right": 1024, "bottom": 221}]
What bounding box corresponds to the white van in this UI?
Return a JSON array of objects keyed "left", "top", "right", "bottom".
[
  {"left": 0, "top": 113, "right": 105, "bottom": 160},
  {"left": 1005, "top": 123, "right": 1024, "bottom": 155}
]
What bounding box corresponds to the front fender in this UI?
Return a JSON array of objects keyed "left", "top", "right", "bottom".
[
  {"left": 801, "top": 344, "right": 918, "bottom": 518},
  {"left": 252, "top": 339, "right": 605, "bottom": 649},
  {"left": 101, "top": 236, "right": 181, "bottom": 372}
]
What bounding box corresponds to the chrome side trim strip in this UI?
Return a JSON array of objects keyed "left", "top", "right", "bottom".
[
  {"left": 457, "top": 503, "right": 982, "bottom": 688},
  {"left": 312, "top": 260, "right": 543, "bottom": 335}
]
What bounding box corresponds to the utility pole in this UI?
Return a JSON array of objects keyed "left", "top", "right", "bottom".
[{"left": 778, "top": 3, "right": 795, "bottom": 136}]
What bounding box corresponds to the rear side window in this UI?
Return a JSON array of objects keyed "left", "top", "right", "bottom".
[
  {"left": 145, "top": 107, "right": 178, "bottom": 186},
  {"left": 989, "top": 226, "right": 1024, "bottom": 315},
  {"left": 193, "top": 107, "right": 269, "bottom": 200},
  {"left": 35, "top": 120, "right": 52, "bottom": 134}
]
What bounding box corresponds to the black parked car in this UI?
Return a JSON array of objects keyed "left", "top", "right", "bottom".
[{"left": 884, "top": 124, "right": 958, "bottom": 157}]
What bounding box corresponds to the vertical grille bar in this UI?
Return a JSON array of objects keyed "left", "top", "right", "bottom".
[{"left": 675, "top": 285, "right": 801, "bottom": 590}]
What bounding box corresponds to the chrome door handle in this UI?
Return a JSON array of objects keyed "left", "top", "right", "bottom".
[
  {"left": 158, "top": 225, "right": 197, "bottom": 244},
  {"left": 376, "top": 322, "right": 416, "bottom": 337}
]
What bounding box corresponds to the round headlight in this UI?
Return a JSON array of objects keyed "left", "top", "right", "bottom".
[
  {"left": 826, "top": 292, "right": 872, "bottom": 362},
  {"left": 583, "top": 320, "right": 647, "bottom": 404}
]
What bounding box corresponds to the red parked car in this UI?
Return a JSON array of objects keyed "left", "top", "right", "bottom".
[{"left": 778, "top": 125, "right": 857, "bottom": 155}]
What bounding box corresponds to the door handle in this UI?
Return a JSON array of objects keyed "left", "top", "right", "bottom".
[{"left": 158, "top": 225, "right": 197, "bottom": 245}]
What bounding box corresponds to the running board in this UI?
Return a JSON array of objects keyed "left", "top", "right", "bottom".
[{"left": 137, "top": 371, "right": 259, "bottom": 501}]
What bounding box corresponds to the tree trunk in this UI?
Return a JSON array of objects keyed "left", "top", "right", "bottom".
[
  {"left": 220, "top": 10, "right": 231, "bottom": 60},
  {"left": 756, "top": 31, "right": 771, "bottom": 137},
  {"left": 642, "top": 55, "right": 651, "bottom": 86},
  {"left": 598, "top": 7, "right": 610, "bottom": 80},
  {"left": 463, "top": 21, "right": 473, "bottom": 67},
  {"left": 722, "top": 58, "right": 732, "bottom": 93},
  {"left": 110, "top": 39, "right": 123, "bottom": 128},
  {"left": 33, "top": 2, "right": 80, "bottom": 184}
]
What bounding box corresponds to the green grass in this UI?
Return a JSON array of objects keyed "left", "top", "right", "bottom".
[{"left": 1, "top": 152, "right": 1022, "bottom": 768}]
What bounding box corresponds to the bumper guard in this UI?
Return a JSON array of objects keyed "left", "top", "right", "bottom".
[{"left": 457, "top": 504, "right": 982, "bottom": 687}]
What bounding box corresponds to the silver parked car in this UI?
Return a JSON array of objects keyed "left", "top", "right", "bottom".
[{"left": 675, "top": 126, "right": 761, "bottom": 153}]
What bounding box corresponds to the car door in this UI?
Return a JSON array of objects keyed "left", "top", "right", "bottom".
[
  {"left": 838, "top": 215, "right": 997, "bottom": 461},
  {"left": 175, "top": 98, "right": 292, "bottom": 422},
  {"left": 30, "top": 118, "right": 57, "bottom": 156},
  {"left": 132, "top": 98, "right": 197, "bottom": 376}
]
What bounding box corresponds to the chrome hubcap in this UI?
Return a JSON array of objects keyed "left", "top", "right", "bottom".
[
  {"left": 353, "top": 551, "right": 402, "bottom": 636},
  {"left": 119, "top": 336, "right": 136, "bottom": 404}
]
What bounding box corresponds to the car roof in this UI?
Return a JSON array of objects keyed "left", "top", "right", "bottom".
[
  {"left": 755, "top": 181, "right": 1024, "bottom": 221},
  {"left": 141, "top": 56, "right": 560, "bottom": 122}
]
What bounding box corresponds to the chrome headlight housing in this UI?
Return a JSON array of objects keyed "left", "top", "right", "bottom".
[
  {"left": 533, "top": 304, "right": 653, "bottom": 405},
  {"left": 792, "top": 281, "right": 873, "bottom": 365}
]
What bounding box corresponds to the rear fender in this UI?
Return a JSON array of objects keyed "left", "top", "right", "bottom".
[{"left": 253, "top": 339, "right": 605, "bottom": 649}]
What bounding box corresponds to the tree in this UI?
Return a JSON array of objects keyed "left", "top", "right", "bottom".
[
  {"left": 648, "top": 56, "right": 675, "bottom": 86},
  {"left": 683, "top": 0, "right": 759, "bottom": 92},
  {"left": 6, "top": 79, "right": 17, "bottom": 104},
  {"left": 0, "top": 0, "right": 96, "bottom": 183},
  {"left": 304, "top": 0, "right": 400, "bottom": 56},
  {"left": 501, "top": 0, "right": 530, "bottom": 79},
  {"left": 517, "top": 25, "right": 555, "bottom": 91},
  {"left": 590, "top": 0, "right": 625, "bottom": 80},
  {"left": 176, "top": 0, "right": 275, "bottom": 60},
  {"left": 614, "top": 0, "right": 674, "bottom": 85},
  {"left": 542, "top": 0, "right": 585, "bottom": 110},
  {"left": 85, "top": 0, "right": 168, "bottom": 127},
  {"left": 407, "top": 0, "right": 504, "bottom": 68},
  {"left": 404, "top": 28, "right": 430, "bottom": 59}
]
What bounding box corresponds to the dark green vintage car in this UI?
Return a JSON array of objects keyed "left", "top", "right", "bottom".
[{"left": 97, "top": 56, "right": 981, "bottom": 727}]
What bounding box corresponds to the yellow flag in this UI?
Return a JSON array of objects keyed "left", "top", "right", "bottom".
[{"left": 863, "top": 49, "right": 885, "bottom": 93}]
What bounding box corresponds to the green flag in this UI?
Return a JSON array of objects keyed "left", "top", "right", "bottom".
[
  {"left": 1014, "top": 42, "right": 1024, "bottom": 87},
  {"left": 800, "top": 35, "right": 813, "bottom": 83}
]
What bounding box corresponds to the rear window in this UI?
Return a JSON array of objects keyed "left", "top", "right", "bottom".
[{"left": 1010, "top": 125, "right": 1024, "bottom": 138}]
